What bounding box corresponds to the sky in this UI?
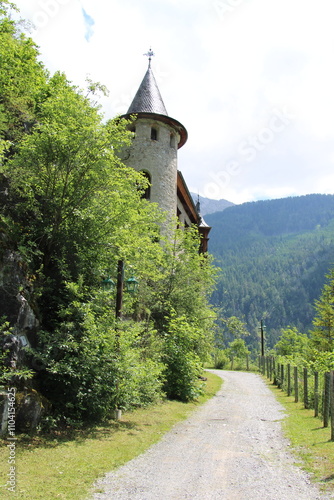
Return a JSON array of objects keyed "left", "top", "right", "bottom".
[{"left": 10, "top": 0, "right": 334, "bottom": 204}]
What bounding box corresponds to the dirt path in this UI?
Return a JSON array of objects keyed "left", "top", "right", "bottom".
[{"left": 93, "top": 370, "right": 332, "bottom": 500}]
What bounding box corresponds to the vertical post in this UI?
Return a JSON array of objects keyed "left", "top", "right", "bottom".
[
  {"left": 294, "top": 366, "right": 298, "bottom": 402},
  {"left": 269, "top": 357, "right": 272, "bottom": 381},
  {"left": 281, "top": 364, "right": 284, "bottom": 391},
  {"left": 260, "top": 319, "right": 265, "bottom": 357},
  {"left": 246, "top": 353, "right": 249, "bottom": 371},
  {"left": 287, "top": 364, "right": 291, "bottom": 396},
  {"left": 277, "top": 362, "right": 281, "bottom": 387},
  {"left": 330, "top": 371, "right": 334, "bottom": 441},
  {"left": 273, "top": 357, "right": 276, "bottom": 385},
  {"left": 303, "top": 367, "right": 309, "bottom": 409},
  {"left": 115, "top": 259, "right": 124, "bottom": 320},
  {"left": 324, "top": 372, "right": 330, "bottom": 428},
  {"left": 314, "top": 371, "right": 319, "bottom": 418}
]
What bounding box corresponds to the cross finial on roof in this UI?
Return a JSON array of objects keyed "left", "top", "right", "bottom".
[
  {"left": 144, "top": 47, "right": 154, "bottom": 68},
  {"left": 196, "top": 194, "right": 201, "bottom": 214}
]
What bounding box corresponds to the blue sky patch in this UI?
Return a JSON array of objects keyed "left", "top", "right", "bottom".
[{"left": 82, "top": 8, "right": 95, "bottom": 42}]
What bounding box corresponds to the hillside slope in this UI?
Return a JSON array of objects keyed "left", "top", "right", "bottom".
[{"left": 206, "top": 194, "right": 334, "bottom": 349}]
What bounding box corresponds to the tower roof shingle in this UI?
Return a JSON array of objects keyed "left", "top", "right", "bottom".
[
  {"left": 127, "top": 67, "right": 168, "bottom": 115},
  {"left": 122, "top": 63, "right": 188, "bottom": 149}
]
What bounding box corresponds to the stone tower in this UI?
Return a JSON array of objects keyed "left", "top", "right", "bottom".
[{"left": 121, "top": 57, "right": 187, "bottom": 221}]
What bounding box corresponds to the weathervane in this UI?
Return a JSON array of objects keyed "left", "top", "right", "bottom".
[{"left": 144, "top": 47, "right": 154, "bottom": 67}]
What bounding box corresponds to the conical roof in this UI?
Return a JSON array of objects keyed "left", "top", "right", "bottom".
[
  {"left": 122, "top": 63, "right": 188, "bottom": 148},
  {"left": 127, "top": 66, "right": 168, "bottom": 115}
]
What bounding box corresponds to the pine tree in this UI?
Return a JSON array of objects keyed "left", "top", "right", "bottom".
[{"left": 311, "top": 269, "right": 334, "bottom": 351}]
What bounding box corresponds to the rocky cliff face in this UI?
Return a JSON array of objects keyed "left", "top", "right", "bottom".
[
  {"left": 0, "top": 250, "right": 45, "bottom": 434},
  {"left": 0, "top": 250, "right": 39, "bottom": 341}
]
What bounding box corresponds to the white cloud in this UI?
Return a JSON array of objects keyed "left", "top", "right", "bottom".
[{"left": 11, "top": 0, "right": 334, "bottom": 203}]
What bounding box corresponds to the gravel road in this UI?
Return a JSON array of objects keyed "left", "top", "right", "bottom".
[{"left": 92, "top": 370, "right": 332, "bottom": 500}]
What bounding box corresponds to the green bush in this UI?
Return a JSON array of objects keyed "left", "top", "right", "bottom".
[
  {"left": 212, "top": 348, "right": 229, "bottom": 369},
  {"left": 162, "top": 314, "right": 205, "bottom": 401},
  {"left": 32, "top": 287, "right": 165, "bottom": 424}
]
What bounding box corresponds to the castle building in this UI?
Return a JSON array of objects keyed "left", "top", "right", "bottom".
[{"left": 121, "top": 53, "right": 211, "bottom": 253}]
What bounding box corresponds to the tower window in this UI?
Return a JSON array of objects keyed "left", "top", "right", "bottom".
[
  {"left": 170, "top": 134, "right": 176, "bottom": 148},
  {"left": 151, "top": 127, "right": 158, "bottom": 141},
  {"left": 129, "top": 125, "right": 136, "bottom": 136},
  {"left": 140, "top": 171, "right": 151, "bottom": 200}
]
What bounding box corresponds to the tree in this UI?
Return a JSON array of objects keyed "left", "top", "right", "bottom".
[
  {"left": 222, "top": 316, "right": 249, "bottom": 343},
  {"left": 274, "top": 326, "right": 309, "bottom": 359},
  {"left": 228, "top": 338, "right": 249, "bottom": 357},
  {"left": 310, "top": 269, "right": 334, "bottom": 351},
  {"left": 0, "top": 1, "right": 47, "bottom": 146},
  {"left": 143, "top": 226, "right": 218, "bottom": 400}
]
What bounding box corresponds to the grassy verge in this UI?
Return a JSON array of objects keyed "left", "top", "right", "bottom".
[
  {"left": 267, "top": 381, "right": 334, "bottom": 496},
  {"left": 0, "top": 372, "right": 222, "bottom": 500}
]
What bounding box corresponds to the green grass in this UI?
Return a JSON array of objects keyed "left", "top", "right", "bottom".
[
  {"left": 267, "top": 381, "right": 334, "bottom": 496},
  {"left": 0, "top": 372, "right": 222, "bottom": 499}
]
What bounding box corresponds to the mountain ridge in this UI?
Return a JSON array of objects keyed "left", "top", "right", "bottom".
[{"left": 190, "top": 193, "right": 234, "bottom": 216}]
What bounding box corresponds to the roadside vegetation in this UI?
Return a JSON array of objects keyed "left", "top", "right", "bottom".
[{"left": 269, "top": 384, "right": 334, "bottom": 496}]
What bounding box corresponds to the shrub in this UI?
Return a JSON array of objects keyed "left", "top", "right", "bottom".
[
  {"left": 162, "top": 314, "right": 205, "bottom": 401},
  {"left": 212, "top": 348, "right": 229, "bottom": 369}
]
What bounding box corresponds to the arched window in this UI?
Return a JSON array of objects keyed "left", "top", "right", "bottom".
[
  {"left": 151, "top": 127, "right": 158, "bottom": 141},
  {"left": 140, "top": 171, "right": 151, "bottom": 200}
]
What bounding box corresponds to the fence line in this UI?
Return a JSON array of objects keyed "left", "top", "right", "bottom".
[{"left": 259, "top": 356, "right": 333, "bottom": 442}]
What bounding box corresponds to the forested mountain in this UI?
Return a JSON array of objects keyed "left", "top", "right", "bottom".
[
  {"left": 190, "top": 193, "right": 234, "bottom": 216},
  {"left": 206, "top": 194, "right": 334, "bottom": 349}
]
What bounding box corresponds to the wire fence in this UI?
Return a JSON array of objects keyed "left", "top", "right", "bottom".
[{"left": 259, "top": 356, "right": 334, "bottom": 441}]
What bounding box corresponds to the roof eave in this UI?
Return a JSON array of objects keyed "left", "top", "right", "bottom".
[{"left": 121, "top": 111, "right": 188, "bottom": 149}]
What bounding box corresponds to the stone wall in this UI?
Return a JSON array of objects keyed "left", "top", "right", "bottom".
[{"left": 123, "top": 118, "right": 179, "bottom": 221}]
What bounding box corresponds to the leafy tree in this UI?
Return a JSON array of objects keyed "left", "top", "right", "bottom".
[
  {"left": 274, "top": 326, "right": 309, "bottom": 359},
  {"left": 144, "top": 226, "right": 218, "bottom": 401},
  {"left": 223, "top": 316, "right": 249, "bottom": 339},
  {"left": 0, "top": 1, "right": 46, "bottom": 146},
  {"left": 228, "top": 338, "right": 249, "bottom": 359}
]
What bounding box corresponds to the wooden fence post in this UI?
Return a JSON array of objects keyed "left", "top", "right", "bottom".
[
  {"left": 331, "top": 371, "right": 334, "bottom": 441},
  {"left": 277, "top": 363, "right": 280, "bottom": 387},
  {"left": 314, "top": 371, "right": 319, "bottom": 418},
  {"left": 323, "top": 372, "right": 330, "bottom": 428},
  {"left": 303, "top": 367, "right": 309, "bottom": 409},
  {"left": 281, "top": 364, "right": 284, "bottom": 390},
  {"left": 269, "top": 357, "right": 272, "bottom": 381},
  {"left": 287, "top": 364, "right": 291, "bottom": 396},
  {"left": 294, "top": 366, "right": 298, "bottom": 402},
  {"left": 273, "top": 357, "right": 276, "bottom": 385}
]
